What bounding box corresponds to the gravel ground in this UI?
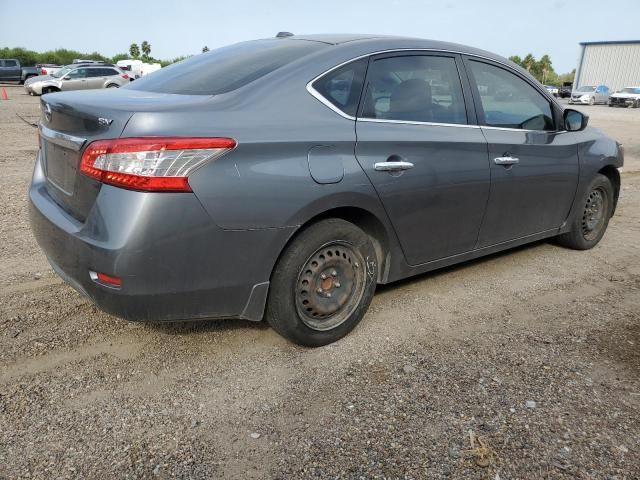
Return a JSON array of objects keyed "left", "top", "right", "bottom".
[{"left": 0, "top": 85, "right": 639, "bottom": 479}]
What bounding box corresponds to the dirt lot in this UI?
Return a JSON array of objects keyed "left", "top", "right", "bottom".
[{"left": 1, "top": 84, "right": 639, "bottom": 479}]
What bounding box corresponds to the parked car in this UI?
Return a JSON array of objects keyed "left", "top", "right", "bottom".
[
  {"left": 0, "top": 59, "right": 39, "bottom": 84},
  {"left": 24, "top": 64, "right": 129, "bottom": 95},
  {"left": 37, "top": 64, "right": 62, "bottom": 76},
  {"left": 29, "top": 35, "right": 623, "bottom": 346},
  {"left": 569, "top": 85, "right": 610, "bottom": 105},
  {"left": 558, "top": 82, "right": 573, "bottom": 98},
  {"left": 608, "top": 86, "right": 640, "bottom": 108},
  {"left": 545, "top": 85, "right": 559, "bottom": 97}
]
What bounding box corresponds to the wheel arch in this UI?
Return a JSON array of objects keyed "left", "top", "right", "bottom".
[
  {"left": 598, "top": 164, "right": 620, "bottom": 215},
  {"left": 271, "top": 206, "right": 396, "bottom": 285}
]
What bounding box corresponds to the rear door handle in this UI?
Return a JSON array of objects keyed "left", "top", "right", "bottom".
[
  {"left": 494, "top": 156, "right": 520, "bottom": 166},
  {"left": 374, "top": 160, "right": 414, "bottom": 172}
]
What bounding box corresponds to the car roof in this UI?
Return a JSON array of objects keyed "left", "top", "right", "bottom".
[
  {"left": 286, "top": 34, "right": 395, "bottom": 44},
  {"left": 71, "top": 63, "right": 117, "bottom": 68},
  {"left": 283, "top": 34, "right": 514, "bottom": 65}
]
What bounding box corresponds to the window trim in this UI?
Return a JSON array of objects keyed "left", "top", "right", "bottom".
[
  {"left": 306, "top": 48, "right": 561, "bottom": 131},
  {"left": 462, "top": 56, "right": 559, "bottom": 132},
  {"left": 310, "top": 58, "right": 368, "bottom": 119}
]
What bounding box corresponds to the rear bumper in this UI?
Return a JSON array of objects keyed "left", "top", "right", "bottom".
[{"left": 29, "top": 152, "right": 294, "bottom": 322}]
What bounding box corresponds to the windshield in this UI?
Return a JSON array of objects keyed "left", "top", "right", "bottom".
[
  {"left": 620, "top": 87, "right": 640, "bottom": 94},
  {"left": 52, "top": 66, "right": 73, "bottom": 78},
  {"left": 576, "top": 86, "right": 596, "bottom": 92},
  {"left": 126, "top": 39, "right": 327, "bottom": 95}
]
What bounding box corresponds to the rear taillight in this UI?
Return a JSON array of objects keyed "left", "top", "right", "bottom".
[
  {"left": 79, "top": 137, "right": 236, "bottom": 192},
  {"left": 41, "top": 68, "right": 47, "bottom": 75},
  {"left": 91, "top": 271, "right": 122, "bottom": 288},
  {"left": 122, "top": 74, "right": 129, "bottom": 80}
]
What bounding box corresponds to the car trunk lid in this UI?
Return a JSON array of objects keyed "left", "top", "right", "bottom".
[{"left": 39, "top": 90, "right": 210, "bottom": 221}]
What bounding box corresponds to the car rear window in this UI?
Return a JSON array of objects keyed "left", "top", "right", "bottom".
[{"left": 127, "top": 40, "right": 327, "bottom": 95}]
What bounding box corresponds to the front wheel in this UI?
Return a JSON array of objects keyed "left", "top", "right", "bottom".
[
  {"left": 266, "top": 218, "right": 377, "bottom": 347},
  {"left": 588, "top": 96, "right": 595, "bottom": 106},
  {"left": 557, "top": 174, "right": 614, "bottom": 250}
]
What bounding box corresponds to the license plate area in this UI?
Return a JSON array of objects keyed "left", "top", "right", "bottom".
[{"left": 44, "top": 140, "right": 78, "bottom": 196}]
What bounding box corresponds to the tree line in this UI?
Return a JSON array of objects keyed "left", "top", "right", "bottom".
[
  {"left": 2, "top": 44, "right": 577, "bottom": 86},
  {"left": 508, "top": 53, "right": 575, "bottom": 85},
  {"left": 0, "top": 44, "right": 187, "bottom": 68}
]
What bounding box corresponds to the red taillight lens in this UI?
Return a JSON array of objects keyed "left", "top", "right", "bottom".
[
  {"left": 79, "top": 137, "right": 236, "bottom": 192},
  {"left": 95, "top": 272, "right": 122, "bottom": 288},
  {"left": 122, "top": 74, "right": 129, "bottom": 80},
  {"left": 41, "top": 68, "right": 46, "bottom": 75}
]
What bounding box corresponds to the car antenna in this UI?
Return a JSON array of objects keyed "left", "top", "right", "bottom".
[{"left": 276, "top": 32, "right": 294, "bottom": 38}]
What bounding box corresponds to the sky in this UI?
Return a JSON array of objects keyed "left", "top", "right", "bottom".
[{"left": 1, "top": 0, "right": 639, "bottom": 73}]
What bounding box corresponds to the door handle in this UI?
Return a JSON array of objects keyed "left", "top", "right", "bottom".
[
  {"left": 374, "top": 160, "right": 414, "bottom": 172},
  {"left": 494, "top": 156, "right": 519, "bottom": 166}
]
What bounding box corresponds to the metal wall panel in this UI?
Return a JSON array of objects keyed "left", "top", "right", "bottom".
[{"left": 575, "top": 43, "right": 640, "bottom": 91}]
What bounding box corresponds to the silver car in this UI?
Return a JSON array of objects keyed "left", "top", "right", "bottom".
[
  {"left": 24, "top": 64, "right": 130, "bottom": 95},
  {"left": 569, "top": 84, "right": 610, "bottom": 105}
]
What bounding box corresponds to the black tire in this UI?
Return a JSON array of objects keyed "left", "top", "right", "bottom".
[
  {"left": 106, "top": 83, "right": 119, "bottom": 88},
  {"left": 557, "top": 174, "right": 614, "bottom": 250},
  {"left": 266, "top": 218, "right": 377, "bottom": 347}
]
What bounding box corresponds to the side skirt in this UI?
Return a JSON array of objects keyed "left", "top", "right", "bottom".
[{"left": 385, "top": 228, "right": 560, "bottom": 283}]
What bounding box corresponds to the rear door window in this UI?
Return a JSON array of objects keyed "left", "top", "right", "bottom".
[
  {"left": 467, "top": 60, "right": 554, "bottom": 131},
  {"left": 127, "top": 39, "right": 327, "bottom": 95},
  {"left": 360, "top": 54, "right": 468, "bottom": 125},
  {"left": 311, "top": 59, "right": 367, "bottom": 117},
  {"left": 4, "top": 60, "right": 17, "bottom": 67}
]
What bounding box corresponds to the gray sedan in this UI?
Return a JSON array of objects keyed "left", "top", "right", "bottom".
[{"left": 29, "top": 35, "right": 623, "bottom": 346}]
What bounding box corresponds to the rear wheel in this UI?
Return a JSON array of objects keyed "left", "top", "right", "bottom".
[
  {"left": 266, "top": 218, "right": 377, "bottom": 347},
  {"left": 106, "top": 83, "right": 119, "bottom": 88},
  {"left": 557, "top": 174, "right": 614, "bottom": 250}
]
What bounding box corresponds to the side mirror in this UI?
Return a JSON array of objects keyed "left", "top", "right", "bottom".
[{"left": 564, "top": 109, "right": 589, "bottom": 132}]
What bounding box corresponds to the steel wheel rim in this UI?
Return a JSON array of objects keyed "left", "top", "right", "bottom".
[
  {"left": 295, "top": 241, "right": 366, "bottom": 331},
  {"left": 581, "top": 187, "right": 608, "bottom": 241}
]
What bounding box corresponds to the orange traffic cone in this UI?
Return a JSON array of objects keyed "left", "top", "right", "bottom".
[{"left": 0, "top": 88, "right": 8, "bottom": 100}]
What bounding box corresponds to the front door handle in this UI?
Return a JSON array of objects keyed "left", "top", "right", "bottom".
[
  {"left": 374, "top": 160, "right": 414, "bottom": 172},
  {"left": 494, "top": 156, "right": 520, "bottom": 166}
]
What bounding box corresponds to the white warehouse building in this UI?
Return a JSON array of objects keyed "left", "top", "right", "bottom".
[{"left": 575, "top": 40, "right": 640, "bottom": 91}]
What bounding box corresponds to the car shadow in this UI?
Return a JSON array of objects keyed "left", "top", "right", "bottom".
[{"left": 146, "top": 239, "right": 554, "bottom": 338}]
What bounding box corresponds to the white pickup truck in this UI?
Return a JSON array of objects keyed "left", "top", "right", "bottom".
[{"left": 37, "top": 64, "right": 62, "bottom": 76}]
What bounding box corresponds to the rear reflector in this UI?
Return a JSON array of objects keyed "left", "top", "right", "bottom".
[
  {"left": 79, "top": 137, "right": 236, "bottom": 192},
  {"left": 91, "top": 271, "right": 122, "bottom": 288}
]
